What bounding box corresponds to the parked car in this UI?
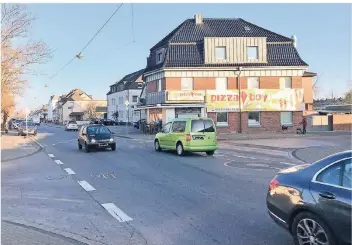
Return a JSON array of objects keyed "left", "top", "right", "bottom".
[
  {"left": 133, "top": 119, "right": 146, "bottom": 129},
  {"left": 65, "top": 121, "right": 78, "bottom": 131},
  {"left": 89, "top": 118, "right": 103, "bottom": 125},
  {"left": 12, "top": 119, "right": 25, "bottom": 130},
  {"left": 266, "top": 150, "right": 351, "bottom": 245},
  {"left": 78, "top": 124, "right": 116, "bottom": 152},
  {"left": 154, "top": 118, "right": 217, "bottom": 156},
  {"left": 17, "top": 121, "right": 37, "bottom": 136},
  {"left": 102, "top": 119, "right": 117, "bottom": 126}
]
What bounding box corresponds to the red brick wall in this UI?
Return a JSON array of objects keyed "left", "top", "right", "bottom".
[
  {"left": 208, "top": 111, "right": 303, "bottom": 134},
  {"left": 165, "top": 78, "right": 181, "bottom": 90},
  {"left": 260, "top": 77, "right": 280, "bottom": 89},
  {"left": 194, "top": 77, "right": 215, "bottom": 90}
]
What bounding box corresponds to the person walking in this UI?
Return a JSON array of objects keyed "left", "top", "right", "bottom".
[{"left": 299, "top": 116, "right": 307, "bottom": 134}]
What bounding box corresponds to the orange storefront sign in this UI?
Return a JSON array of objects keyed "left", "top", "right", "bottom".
[{"left": 206, "top": 89, "right": 304, "bottom": 112}]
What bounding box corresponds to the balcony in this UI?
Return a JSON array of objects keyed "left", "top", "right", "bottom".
[
  {"left": 146, "top": 90, "right": 206, "bottom": 105},
  {"left": 146, "top": 91, "right": 166, "bottom": 105}
]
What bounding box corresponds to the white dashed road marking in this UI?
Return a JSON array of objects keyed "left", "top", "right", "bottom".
[
  {"left": 54, "top": 160, "right": 64, "bottom": 165},
  {"left": 101, "top": 203, "right": 133, "bottom": 222},
  {"left": 77, "top": 180, "right": 96, "bottom": 192},
  {"left": 48, "top": 154, "right": 55, "bottom": 158},
  {"left": 64, "top": 168, "right": 75, "bottom": 175},
  {"left": 232, "top": 154, "right": 256, "bottom": 159}
]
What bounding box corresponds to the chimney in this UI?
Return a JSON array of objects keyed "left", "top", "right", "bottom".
[
  {"left": 291, "top": 35, "right": 297, "bottom": 48},
  {"left": 194, "top": 14, "right": 203, "bottom": 24}
]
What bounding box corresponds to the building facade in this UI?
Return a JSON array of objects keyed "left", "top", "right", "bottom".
[
  {"left": 107, "top": 69, "right": 144, "bottom": 124},
  {"left": 47, "top": 95, "right": 59, "bottom": 122},
  {"left": 139, "top": 14, "right": 315, "bottom": 133}
]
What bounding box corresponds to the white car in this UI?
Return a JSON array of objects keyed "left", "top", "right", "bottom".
[{"left": 65, "top": 121, "right": 78, "bottom": 131}]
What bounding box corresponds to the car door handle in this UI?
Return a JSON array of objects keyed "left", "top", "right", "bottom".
[{"left": 319, "top": 192, "right": 336, "bottom": 199}]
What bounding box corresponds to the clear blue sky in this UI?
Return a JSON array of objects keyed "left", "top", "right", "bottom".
[{"left": 19, "top": 3, "right": 351, "bottom": 110}]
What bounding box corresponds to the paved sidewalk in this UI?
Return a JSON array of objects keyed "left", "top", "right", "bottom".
[
  {"left": 2, "top": 221, "right": 85, "bottom": 245},
  {"left": 293, "top": 145, "right": 351, "bottom": 163},
  {"left": 1, "top": 133, "right": 41, "bottom": 162}
]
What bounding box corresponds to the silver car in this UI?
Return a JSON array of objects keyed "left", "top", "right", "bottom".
[{"left": 18, "top": 122, "right": 37, "bottom": 136}]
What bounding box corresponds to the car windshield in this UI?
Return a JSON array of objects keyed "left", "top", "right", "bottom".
[{"left": 87, "top": 126, "right": 110, "bottom": 135}]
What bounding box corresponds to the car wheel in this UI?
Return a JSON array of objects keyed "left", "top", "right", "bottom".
[
  {"left": 84, "top": 143, "right": 90, "bottom": 153},
  {"left": 154, "top": 140, "right": 161, "bottom": 152},
  {"left": 78, "top": 141, "right": 82, "bottom": 150},
  {"left": 176, "top": 143, "right": 184, "bottom": 156},
  {"left": 292, "top": 212, "right": 336, "bottom": 245},
  {"left": 111, "top": 145, "right": 116, "bottom": 151},
  {"left": 206, "top": 151, "right": 215, "bottom": 156}
]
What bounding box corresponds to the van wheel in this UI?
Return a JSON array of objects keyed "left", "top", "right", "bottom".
[
  {"left": 291, "top": 212, "right": 336, "bottom": 245},
  {"left": 206, "top": 151, "right": 215, "bottom": 156},
  {"left": 84, "top": 143, "right": 90, "bottom": 153},
  {"left": 176, "top": 143, "right": 184, "bottom": 156},
  {"left": 154, "top": 140, "right": 161, "bottom": 152}
]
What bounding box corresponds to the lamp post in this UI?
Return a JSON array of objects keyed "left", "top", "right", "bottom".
[{"left": 237, "top": 67, "right": 243, "bottom": 133}]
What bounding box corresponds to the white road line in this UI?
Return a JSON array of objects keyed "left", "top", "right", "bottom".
[
  {"left": 280, "top": 162, "right": 297, "bottom": 166},
  {"left": 64, "top": 168, "right": 75, "bottom": 175},
  {"left": 54, "top": 160, "right": 64, "bottom": 165},
  {"left": 48, "top": 154, "right": 55, "bottom": 158},
  {"left": 101, "top": 203, "right": 133, "bottom": 222},
  {"left": 232, "top": 154, "right": 256, "bottom": 159},
  {"left": 77, "top": 180, "right": 96, "bottom": 192}
]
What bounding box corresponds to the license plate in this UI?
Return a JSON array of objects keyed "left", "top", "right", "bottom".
[
  {"left": 192, "top": 136, "right": 204, "bottom": 140},
  {"left": 99, "top": 143, "right": 108, "bottom": 147}
]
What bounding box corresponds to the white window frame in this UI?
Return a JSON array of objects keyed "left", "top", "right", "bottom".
[
  {"left": 215, "top": 46, "right": 226, "bottom": 60},
  {"left": 157, "top": 79, "right": 162, "bottom": 92},
  {"left": 215, "top": 78, "right": 228, "bottom": 90},
  {"left": 248, "top": 112, "right": 260, "bottom": 127},
  {"left": 247, "top": 77, "right": 260, "bottom": 89},
  {"left": 280, "top": 77, "right": 292, "bottom": 89},
  {"left": 280, "top": 112, "right": 293, "bottom": 126},
  {"left": 216, "top": 112, "right": 228, "bottom": 126},
  {"left": 247, "top": 46, "right": 258, "bottom": 60},
  {"left": 181, "top": 78, "right": 193, "bottom": 91}
]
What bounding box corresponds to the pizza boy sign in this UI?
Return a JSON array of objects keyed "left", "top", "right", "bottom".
[{"left": 206, "top": 89, "right": 304, "bottom": 112}]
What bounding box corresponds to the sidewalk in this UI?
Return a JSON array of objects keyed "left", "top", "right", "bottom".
[{"left": 1, "top": 133, "right": 41, "bottom": 162}]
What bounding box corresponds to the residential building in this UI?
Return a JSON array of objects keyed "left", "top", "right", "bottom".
[
  {"left": 139, "top": 14, "right": 315, "bottom": 133},
  {"left": 30, "top": 105, "right": 48, "bottom": 123},
  {"left": 47, "top": 95, "right": 59, "bottom": 122},
  {"left": 107, "top": 69, "right": 145, "bottom": 124},
  {"left": 55, "top": 89, "right": 107, "bottom": 124}
]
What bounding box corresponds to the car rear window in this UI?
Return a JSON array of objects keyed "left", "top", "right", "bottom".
[
  {"left": 68, "top": 121, "right": 77, "bottom": 124},
  {"left": 191, "top": 119, "right": 215, "bottom": 133}
]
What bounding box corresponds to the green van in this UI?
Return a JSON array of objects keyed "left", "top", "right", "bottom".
[{"left": 154, "top": 118, "right": 217, "bottom": 156}]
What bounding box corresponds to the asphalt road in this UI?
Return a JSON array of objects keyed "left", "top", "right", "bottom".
[{"left": 3, "top": 125, "right": 307, "bottom": 245}]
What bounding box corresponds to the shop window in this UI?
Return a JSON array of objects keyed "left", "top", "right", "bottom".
[
  {"left": 172, "top": 121, "right": 186, "bottom": 133},
  {"left": 280, "top": 112, "right": 293, "bottom": 126},
  {"left": 215, "top": 47, "right": 226, "bottom": 60},
  {"left": 280, "top": 77, "right": 292, "bottom": 89},
  {"left": 132, "top": 96, "right": 138, "bottom": 102},
  {"left": 216, "top": 78, "right": 227, "bottom": 90},
  {"left": 248, "top": 112, "right": 260, "bottom": 127},
  {"left": 247, "top": 46, "right": 258, "bottom": 60},
  {"left": 216, "top": 112, "right": 228, "bottom": 126},
  {"left": 181, "top": 78, "right": 193, "bottom": 90},
  {"left": 247, "top": 77, "right": 259, "bottom": 89}
]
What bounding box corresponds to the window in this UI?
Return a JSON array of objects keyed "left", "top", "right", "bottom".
[
  {"left": 280, "top": 77, "right": 292, "bottom": 89},
  {"left": 343, "top": 159, "right": 352, "bottom": 188},
  {"left": 181, "top": 78, "right": 193, "bottom": 90},
  {"left": 247, "top": 77, "right": 259, "bottom": 89},
  {"left": 191, "top": 120, "right": 205, "bottom": 133},
  {"left": 172, "top": 121, "right": 186, "bottom": 133},
  {"left": 248, "top": 112, "right": 260, "bottom": 126},
  {"left": 216, "top": 112, "right": 228, "bottom": 126},
  {"left": 216, "top": 78, "right": 227, "bottom": 90},
  {"left": 215, "top": 47, "right": 226, "bottom": 60},
  {"left": 132, "top": 96, "right": 138, "bottom": 103},
  {"left": 317, "top": 162, "right": 343, "bottom": 186},
  {"left": 156, "top": 49, "right": 164, "bottom": 64},
  {"left": 163, "top": 122, "right": 172, "bottom": 133},
  {"left": 204, "top": 120, "right": 215, "bottom": 132},
  {"left": 157, "top": 79, "right": 162, "bottom": 92},
  {"left": 247, "top": 46, "right": 258, "bottom": 59},
  {"left": 137, "top": 83, "right": 143, "bottom": 89},
  {"left": 280, "top": 112, "right": 293, "bottom": 126}
]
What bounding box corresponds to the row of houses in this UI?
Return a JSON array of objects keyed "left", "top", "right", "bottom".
[{"left": 105, "top": 14, "right": 316, "bottom": 133}]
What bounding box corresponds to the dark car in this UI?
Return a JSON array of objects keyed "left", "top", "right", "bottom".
[
  {"left": 89, "top": 119, "right": 103, "bottom": 125},
  {"left": 266, "top": 150, "right": 351, "bottom": 245},
  {"left": 102, "top": 119, "right": 117, "bottom": 126},
  {"left": 78, "top": 124, "right": 116, "bottom": 152}
]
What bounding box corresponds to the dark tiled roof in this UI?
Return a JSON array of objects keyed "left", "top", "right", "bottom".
[
  {"left": 151, "top": 18, "right": 292, "bottom": 50},
  {"left": 107, "top": 69, "right": 145, "bottom": 95}
]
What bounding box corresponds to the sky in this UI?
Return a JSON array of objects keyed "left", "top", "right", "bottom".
[{"left": 18, "top": 3, "right": 351, "bottom": 110}]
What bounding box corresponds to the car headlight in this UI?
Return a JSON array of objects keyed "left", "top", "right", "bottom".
[
  {"left": 91, "top": 139, "right": 96, "bottom": 143},
  {"left": 109, "top": 138, "right": 114, "bottom": 142}
]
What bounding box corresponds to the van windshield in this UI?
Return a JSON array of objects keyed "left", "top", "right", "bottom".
[{"left": 191, "top": 119, "right": 215, "bottom": 133}]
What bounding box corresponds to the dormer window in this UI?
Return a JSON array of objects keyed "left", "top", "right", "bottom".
[
  {"left": 247, "top": 46, "right": 258, "bottom": 60},
  {"left": 215, "top": 47, "right": 226, "bottom": 60},
  {"left": 137, "top": 83, "right": 143, "bottom": 89},
  {"left": 156, "top": 49, "right": 165, "bottom": 64}
]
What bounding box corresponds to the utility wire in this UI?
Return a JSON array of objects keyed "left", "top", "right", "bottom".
[
  {"left": 130, "top": 3, "right": 135, "bottom": 42},
  {"left": 48, "top": 3, "right": 124, "bottom": 81}
]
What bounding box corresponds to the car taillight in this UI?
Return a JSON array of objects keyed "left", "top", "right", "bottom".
[
  {"left": 269, "top": 179, "right": 279, "bottom": 191},
  {"left": 186, "top": 134, "right": 191, "bottom": 141}
]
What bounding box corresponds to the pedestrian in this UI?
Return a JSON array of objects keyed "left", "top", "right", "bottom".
[{"left": 299, "top": 116, "right": 307, "bottom": 134}]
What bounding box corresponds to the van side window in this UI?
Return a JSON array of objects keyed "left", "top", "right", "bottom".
[{"left": 172, "top": 121, "right": 186, "bottom": 133}]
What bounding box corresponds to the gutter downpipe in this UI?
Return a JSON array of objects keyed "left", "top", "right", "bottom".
[{"left": 237, "top": 67, "right": 243, "bottom": 133}]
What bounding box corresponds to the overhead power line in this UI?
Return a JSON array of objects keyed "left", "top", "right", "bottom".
[{"left": 131, "top": 3, "right": 135, "bottom": 42}]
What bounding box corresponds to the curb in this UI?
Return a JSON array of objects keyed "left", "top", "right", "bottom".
[{"left": 2, "top": 137, "right": 42, "bottom": 162}]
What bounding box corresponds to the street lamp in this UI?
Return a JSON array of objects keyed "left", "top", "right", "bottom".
[{"left": 237, "top": 67, "right": 243, "bottom": 133}]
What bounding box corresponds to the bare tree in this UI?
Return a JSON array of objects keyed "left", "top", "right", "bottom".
[
  {"left": 1, "top": 4, "right": 52, "bottom": 129},
  {"left": 84, "top": 102, "right": 99, "bottom": 120},
  {"left": 345, "top": 89, "right": 352, "bottom": 103},
  {"left": 312, "top": 73, "right": 322, "bottom": 99}
]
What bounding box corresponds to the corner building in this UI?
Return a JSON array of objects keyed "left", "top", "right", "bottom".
[{"left": 140, "top": 14, "right": 315, "bottom": 133}]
